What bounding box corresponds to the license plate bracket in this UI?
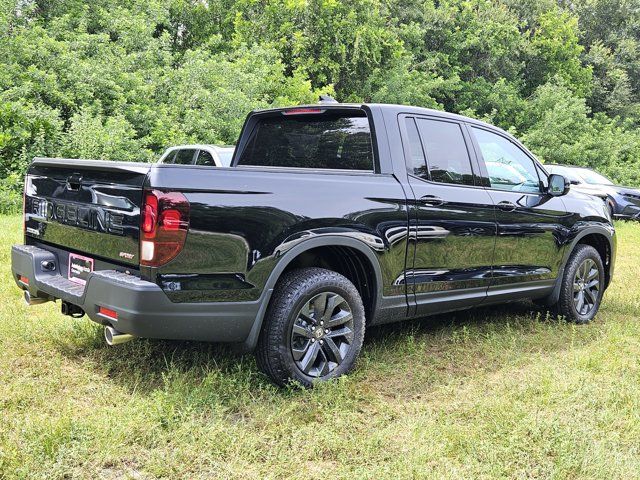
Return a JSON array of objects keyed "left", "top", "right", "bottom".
[{"left": 68, "top": 253, "right": 94, "bottom": 285}]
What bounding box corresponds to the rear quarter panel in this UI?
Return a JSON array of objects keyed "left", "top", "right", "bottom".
[{"left": 146, "top": 165, "right": 409, "bottom": 303}]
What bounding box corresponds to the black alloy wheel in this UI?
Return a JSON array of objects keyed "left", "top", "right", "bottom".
[
  {"left": 256, "top": 267, "right": 365, "bottom": 387},
  {"left": 555, "top": 244, "right": 605, "bottom": 324},
  {"left": 290, "top": 292, "right": 355, "bottom": 377},
  {"left": 573, "top": 258, "right": 600, "bottom": 317}
]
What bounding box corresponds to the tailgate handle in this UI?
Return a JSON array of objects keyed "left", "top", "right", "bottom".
[{"left": 66, "top": 174, "right": 83, "bottom": 191}]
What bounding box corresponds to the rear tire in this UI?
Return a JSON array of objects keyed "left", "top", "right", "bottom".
[
  {"left": 554, "top": 245, "right": 605, "bottom": 324},
  {"left": 256, "top": 267, "right": 366, "bottom": 388}
]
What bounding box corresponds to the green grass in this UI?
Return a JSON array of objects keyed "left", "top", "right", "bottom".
[{"left": 1, "top": 215, "right": 639, "bottom": 479}]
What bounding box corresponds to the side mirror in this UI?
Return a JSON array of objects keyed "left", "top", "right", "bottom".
[
  {"left": 570, "top": 179, "right": 581, "bottom": 185},
  {"left": 548, "top": 174, "right": 570, "bottom": 196}
]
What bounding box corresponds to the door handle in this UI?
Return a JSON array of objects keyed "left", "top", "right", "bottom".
[
  {"left": 419, "top": 195, "right": 444, "bottom": 206},
  {"left": 497, "top": 200, "right": 517, "bottom": 212}
]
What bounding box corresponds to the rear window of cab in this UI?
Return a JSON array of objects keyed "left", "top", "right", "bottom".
[{"left": 236, "top": 110, "right": 374, "bottom": 171}]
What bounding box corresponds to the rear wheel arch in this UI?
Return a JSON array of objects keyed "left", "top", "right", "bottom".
[
  {"left": 255, "top": 267, "right": 366, "bottom": 386},
  {"left": 242, "top": 236, "right": 383, "bottom": 351},
  {"left": 279, "top": 244, "right": 378, "bottom": 323}
]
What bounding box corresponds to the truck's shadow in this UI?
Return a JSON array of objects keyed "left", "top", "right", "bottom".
[{"left": 55, "top": 300, "right": 586, "bottom": 403}]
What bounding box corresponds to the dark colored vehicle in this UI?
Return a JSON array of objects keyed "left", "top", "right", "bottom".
[
  {"left": 12, "top": 103, "right": 616, "bottom": 387},
  {"left": 546, "top": 164, "right": 640, "bottom": 220}
]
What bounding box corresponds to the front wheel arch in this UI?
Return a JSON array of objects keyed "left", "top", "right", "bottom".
[
  {"left": 538, "top": 227, "right": 614, "bottom": 307},
  {"left": 575, "top": 232, "right": 613, "bottom": 289}
]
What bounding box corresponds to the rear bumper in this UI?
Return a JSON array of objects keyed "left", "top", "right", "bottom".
[{"left": 11, "top": 244, "right": 262, "bottom": 343}]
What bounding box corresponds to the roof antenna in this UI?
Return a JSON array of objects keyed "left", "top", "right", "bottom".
[{"left": 318, "top": 95, "right": 338, "bottom": 104}]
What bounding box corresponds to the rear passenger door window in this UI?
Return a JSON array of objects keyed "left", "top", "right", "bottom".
[
  {"left": 404, "top": 118, "right": 429, "bottom": 178},
  {"left": 405, "top": 118, "right": 475, "bottom": 186}
]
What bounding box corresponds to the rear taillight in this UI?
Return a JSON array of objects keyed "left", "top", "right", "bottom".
[{"left": 140, "top": 190, "right": 189, "bottom": 267}]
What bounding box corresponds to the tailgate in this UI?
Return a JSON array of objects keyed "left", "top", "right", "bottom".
[{"left": 24, "top": 158, "right": 150, "bottom": 266}]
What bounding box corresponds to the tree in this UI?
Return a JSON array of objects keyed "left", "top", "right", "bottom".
[{"left": 0, "top": 0, "right": 639, "bottom": 216}]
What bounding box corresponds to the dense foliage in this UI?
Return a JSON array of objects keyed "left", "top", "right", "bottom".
[{"left": 1, "top": 0, "right": 639, "bottom": 212}]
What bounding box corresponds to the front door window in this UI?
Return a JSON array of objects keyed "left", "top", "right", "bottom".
[{"left": 472, "top": 127, "right": 541, "bottom": 194}]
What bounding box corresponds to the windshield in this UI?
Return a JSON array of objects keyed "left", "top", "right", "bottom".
[
  {"left": 575, "top": 168, "right": 614, "bottom": 185},
  {"left": 546, "top": 165, "right": 582, "bottom": 184}
]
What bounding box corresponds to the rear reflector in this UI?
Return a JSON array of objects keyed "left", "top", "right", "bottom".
[
  {"left": 281, "top": 108, "right": 325, "bottom": 115},
  {"left": 98, "top": 307, "right": 118, "bottom": 320},
  {"left": 19, "top": 275, "right": 29, "bottom": 285}
]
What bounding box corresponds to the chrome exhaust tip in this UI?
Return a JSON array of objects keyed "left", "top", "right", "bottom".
[
  {"left": 104, "top": 326, "right": 135, "bottom": 346},
  {"left": 24, "top": 290, "right": 49, "bottom": 306}
]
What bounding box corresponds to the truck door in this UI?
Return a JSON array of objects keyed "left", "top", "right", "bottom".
[
  {"left": 468, "top": 126, "right": 569, "bottom": 302},
  {"left": 399, "top": 115, "right": 497, "bottom": 317}
]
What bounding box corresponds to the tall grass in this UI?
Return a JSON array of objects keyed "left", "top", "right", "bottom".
[{"left": 1, "top": 216, "right": 639, "bottom": 479}]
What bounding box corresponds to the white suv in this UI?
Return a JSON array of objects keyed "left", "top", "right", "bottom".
[{"left": 159, "top": 145, "right": 235, "bottom": 167}]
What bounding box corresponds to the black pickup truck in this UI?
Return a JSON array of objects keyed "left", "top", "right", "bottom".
[{"left": 12, "top": 103, "right": 616, "bottom": 387}]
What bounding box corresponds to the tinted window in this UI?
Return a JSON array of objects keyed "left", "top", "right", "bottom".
[
  {"left": 196, "top": 150, "right": 216, "bottom": 166},
  {"left": 472, "top": 128, "right": 541, "bottom": 193},
  {"left": 237, "top": 112, "right": 373, "bottom": 170},
  {"left": 404, "top": 118, "right": 428, "bottom": 178},
  {"left": 415, "top": 118, "right": 474, "bottom": 186},
  {"left": 162, "top": 150, "right": 177, "bottom": 164},
  {"left": 173, "top": 149, "right": 196, "bottom": 165}
]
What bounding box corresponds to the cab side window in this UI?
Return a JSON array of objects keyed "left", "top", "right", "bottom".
[
  {"left": 472, "top": 127, "right": 541, "bottom": 193},
  {"left": 404, "top": 118, "right": 475, "bottom": 186}
]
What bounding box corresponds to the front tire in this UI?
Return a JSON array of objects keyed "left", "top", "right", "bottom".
[
  {"left": 555, "top": 245, "right": 605, "bottom": 324},
  {"left": 256, "top": 267, "right": 366, "bottom": 387}
]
